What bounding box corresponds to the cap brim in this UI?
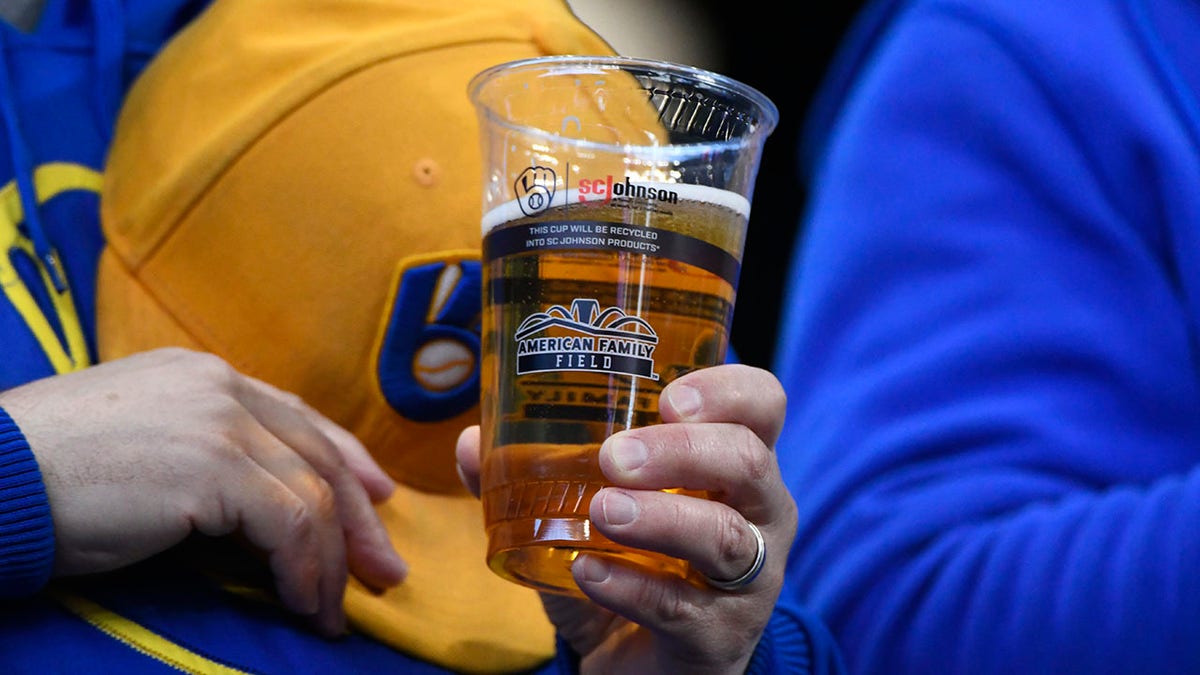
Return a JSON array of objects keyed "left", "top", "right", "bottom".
[{"left": 345, "top": 489, "right": 554, "bottom": 674}]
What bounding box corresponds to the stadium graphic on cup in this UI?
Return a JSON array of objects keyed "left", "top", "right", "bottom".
[{"left": 513, "top": 298, "right": 658, "bottom": 380}]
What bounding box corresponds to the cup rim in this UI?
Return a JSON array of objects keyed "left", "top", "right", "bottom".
[{"left": 467, "top": 54, "right": 779, "bottom": 151}]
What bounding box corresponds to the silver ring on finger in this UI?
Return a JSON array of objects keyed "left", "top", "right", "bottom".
[{"left": 703, "top": 520, "right": 766, "bottom": 592}]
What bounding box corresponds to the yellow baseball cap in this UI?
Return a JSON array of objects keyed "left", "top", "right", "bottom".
[{"left": 96, "top": 1, "right": 613, "bottom": 672}]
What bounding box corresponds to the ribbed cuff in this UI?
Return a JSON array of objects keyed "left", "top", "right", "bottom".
[
  {"left": 0, "top": 405, "right": 55, "bottom": 596},
  {"left": 551, "top": 633, "right": 582, "bottom": 674},
  {"left": 746, "top": 605, "right": 846, "bottom": 675}
]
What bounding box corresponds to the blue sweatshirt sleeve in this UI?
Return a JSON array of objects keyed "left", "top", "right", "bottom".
[
  {"left": 777, "top": 1, "right": 1200, "bottom": 673},
  {"left": 0, "top": 405, "right": 55, "bottom": 596},
  {"left": 746, "top": 605, "right": 847, "bottom": 675}
]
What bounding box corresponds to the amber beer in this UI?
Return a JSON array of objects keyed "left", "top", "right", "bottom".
[{"left": 480, "top": 183, "right": 748, "bottom": 595}]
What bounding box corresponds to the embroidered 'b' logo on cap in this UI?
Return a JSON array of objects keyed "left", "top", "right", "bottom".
[{"left": 376, "top": 254, "right": 481, "bottom": 421}]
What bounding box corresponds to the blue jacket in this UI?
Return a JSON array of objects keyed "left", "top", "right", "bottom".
[
  {"left": 778, "top": 0, "right": 1200, "bottom": 672},
  {"left": 0, "top": 0, "right": 199, "bottom": 389},
  {"left": 0, "top": 2, "right": 843, "bottom": 672}
]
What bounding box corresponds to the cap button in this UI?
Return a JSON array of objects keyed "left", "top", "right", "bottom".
[{"left": 413, "top": 158, "right": 441, "bottom": 187}]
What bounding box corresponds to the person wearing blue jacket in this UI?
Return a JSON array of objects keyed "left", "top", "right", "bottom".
[
  {"left": 777, "top": 0, "right": 1200, "bottom": 672},
  {"left": 0, "top": 0, "right": 846, "bottom": 672}
]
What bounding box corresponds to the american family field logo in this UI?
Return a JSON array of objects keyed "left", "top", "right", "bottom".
[
  {"left": 513, "top": 298, "right": 659, "bottom": 380},
  {"left": 513, "top": 166, "right": 680, "bottom": 218}
]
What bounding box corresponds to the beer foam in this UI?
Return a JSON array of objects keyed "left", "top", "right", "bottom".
[{"left": 481, "top": 183, "right": 750, "bottom": 234}]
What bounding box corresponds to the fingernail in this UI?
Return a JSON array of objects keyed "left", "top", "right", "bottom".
[
  {"left": 608, "top": 437, "right": 647, "bottom": 472},
  {"left": 360, "top": 532, "right": 408, "bottom": 591},
  {"left": 600, "top": 490, "right": 638, "bottom": 525},
  {"left": 361, "top": 550, "right": 408, "bottom": 595},
  {"left": 385, "top": 549, "right": 409, "bottom": 584},
  {"left": 667, "top": 384, "right": 702, "bottom": 417},
  {"left": 575, "top": 555, "right": 611, "bottom": 584},
  {"left": 456, "top": 463, "right": 479, "bottom": 498}
]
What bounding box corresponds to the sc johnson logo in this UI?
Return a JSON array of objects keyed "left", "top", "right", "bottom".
[
  {"left": 577, "top": 174, "right": 679, "bottom": 205},
  {"left": 512, "top": 166, "right": 683, "bottom": 218},
  {"left": 513, "top": 298, "right": 659, "bottom": 380}
]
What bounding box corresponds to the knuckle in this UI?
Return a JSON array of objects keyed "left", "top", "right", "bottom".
[
  {"left": 733, "top": 429, "right": 773, "bottom": 481},
  {"left": 714, "top": 512, "right": 747, "bottom": 569},
  {"left": 309, "top": 475, "right": 339, "bottom": 522},
  {"left": 727, "top": 364, "right": 785, "bottom": 413},
  {"left": 279, "top": 494, "right": 317, "bottom": 543},
  {"left": 292, "top": 470, "right": 340, "bottom": 524},
  {"left": 183, "top": 491, "right": 234, "bottom": 536},
  {"left": 204, "top": 432, "right": 252, "bottom": 466},
  {"left": 760, "top": 379, "right": 786, "bottom": 416},
  {"left": 281, "top": 390, "right": 305, "bottom": 409},
  {"left": 672, "top": 424, "right": 704, "bottom": 462},
  {"left": 153, "top": 345, "right": 195, "bottom": 361},
  {"left": 188, "top": 350, "right": 238, "bottom": 382},
  {"left": 641, "top": 577, "right": 698, "bottom": 626}
]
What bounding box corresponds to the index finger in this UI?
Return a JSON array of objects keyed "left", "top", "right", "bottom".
[
  {"left": 242, "top": 376, "right": 396, "bottom": 501},
  {"left": 233, "top": 376, "right": 407, "bottom": 591}
]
